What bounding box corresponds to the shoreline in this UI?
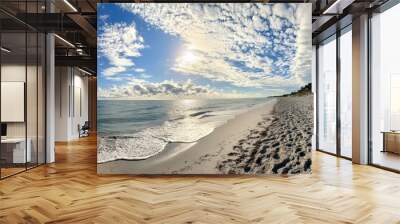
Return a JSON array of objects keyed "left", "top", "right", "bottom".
[
  {"left": 98, "top": 98, "right": 277, "bottom": 174},
  {"left": 97, "top": 99, "right": 274, "bottom": 164}
]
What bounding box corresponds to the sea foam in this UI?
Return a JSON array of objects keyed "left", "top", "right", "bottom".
[
  {"left": 97, "top": 98, "right": 269, "bottom": 163},
  {"left": 98, "top": 114, "right": 217, "bottom": 163}
]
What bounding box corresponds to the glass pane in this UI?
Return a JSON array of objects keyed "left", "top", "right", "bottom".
[
  {"left": 0, "top": 1, "right": 46, "bottom": 178},
  {"left": 1, "top": 31, "right": 27, "bottom": 177},
  {"left": 38, "top": 32, "right": 45, "bottom": 165},
  {"left": 340, "top": 29, "right": 352, "bottom": 158},
  {"left": 27, "top": 31, "right": 38, "bottom": 169},
  {"left": 312, "top": 45, "right": 317, "bottom": 150},
  {"left": 26, "top": 0, "right": 40, "bottom": 170},
  {"left": 318, "top": 37, "right": 337, "bottom": 154},
  {"left": 371, "top": 4, "right": 400, "bottom": 171}
]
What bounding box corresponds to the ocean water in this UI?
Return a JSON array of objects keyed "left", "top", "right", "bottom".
[{"left": 97, "top": 98, "right": 269, "bottom": 163}]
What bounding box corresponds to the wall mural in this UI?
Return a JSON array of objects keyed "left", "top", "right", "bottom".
[{"left": 97, "top": 3, "right": 313, "bottom": 175}]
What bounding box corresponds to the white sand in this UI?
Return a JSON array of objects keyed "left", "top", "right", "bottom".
[
  {"left": 218, "top": 95, "right": 313, "bottom": 175},
  {"left": 97, "top": 99, "right": 277, "bottom": 174}
]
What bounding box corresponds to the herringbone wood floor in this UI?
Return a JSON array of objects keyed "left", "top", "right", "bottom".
[{"left": 1, "top": 135, "right": 400, "bottom": 224}]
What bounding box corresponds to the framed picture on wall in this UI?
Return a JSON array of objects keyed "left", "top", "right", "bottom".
[{"left": 97, "top": 3, "right": 313, "bottom": 175}]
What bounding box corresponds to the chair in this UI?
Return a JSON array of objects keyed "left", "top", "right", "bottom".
[{"left": 79, "top": 121, "right": 90, "bottom": 138}]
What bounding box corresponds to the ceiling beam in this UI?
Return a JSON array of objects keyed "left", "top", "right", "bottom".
[
  {"left": 66, "top": 13, "right": 96, "bottom": 46},
  {"left": 323, "top": 0, "right": 356, "bottom": 14},
  {"left": 67, "top": 14, "right": 96, "bottom": 37},
  {"left": 312, "top": 15, "right": 335, "bottom": 33},
  {"left": 5, "top": 13, "right": 83, "bottom": 32},
  {"left": 55, "top": 55, "right": 96, "bottom": 74}
]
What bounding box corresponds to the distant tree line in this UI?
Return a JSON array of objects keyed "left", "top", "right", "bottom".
[{"left": 279, "top": 83, "right": 312, "bottom": 97}]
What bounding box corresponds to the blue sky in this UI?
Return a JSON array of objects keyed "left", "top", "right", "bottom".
[{"left": 97, "top": 3, "right": 311, "bottom": 99}]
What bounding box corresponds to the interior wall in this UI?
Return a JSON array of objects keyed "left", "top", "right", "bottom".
[
  {"left": 71, "top": 72, "right": 89, "bottom": 138},
  {"left": 55, "top": 66, "right": 69, "bottom": 141},
  {"left": 1, "top": 65, "right": 28, "bottom": 138},
  {"left": 1, "top": 62, "right": 45, "bottom": 167},
  {"left": 55, "top": 67, "right": 89, "bottom": 141}
]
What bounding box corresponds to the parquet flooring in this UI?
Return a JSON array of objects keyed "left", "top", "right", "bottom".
[{"left": 1, "top": 135, "right": 400, "bottom": 223}]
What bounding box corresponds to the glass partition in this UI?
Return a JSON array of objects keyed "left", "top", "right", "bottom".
[
  {"left": 38, "top": 32, "right": 45, "bottom": 165},
  {"left": 371, "top": 3, "right": 400, "bottom": 171},
  {"left": 317, "top": 36, "right": 337, "bottom": 154},
  {"left": 27, "top": 31, "right": 38, "bottom": 169},
  {"left": 0, "top": 1, "right": 46, "bottom": 179},
  {"left": 1, "top": 30, "right": 28, "bottom": 177},
  {"left": 312, "top": 45, "right": 317, "bottom": 150},
  {"left": 339, "top": 28, "right": 352, "bottom": 158}
]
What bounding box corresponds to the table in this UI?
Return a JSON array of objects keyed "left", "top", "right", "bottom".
[
  {"left": 381, "top": 131, "right": 400, "bottom": 154},
  {"left": 1, "top": 138, "right": 31, "bottom": 163}
]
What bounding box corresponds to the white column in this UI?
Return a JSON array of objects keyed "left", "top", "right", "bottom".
[
  {"left": 352, "top": 14, "right": 369, "bottom": 164},
  {"left": 46, "top": 32, "right": 55, "bottom": 163}
]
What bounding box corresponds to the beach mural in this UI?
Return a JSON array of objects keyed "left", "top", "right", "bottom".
[{"left": 97, "top": 3, "right": 313, "bottom": 174}]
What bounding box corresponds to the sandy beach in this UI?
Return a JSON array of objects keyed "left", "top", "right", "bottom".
[
  {"left": 218, "top": 95, "right": 313, "bottom": 174},
  {"left": 98, "top": 94, "right": 312, "bottom": 175},
  {"left": 98, "top": 99, "right": 276, "bottom": 174}
]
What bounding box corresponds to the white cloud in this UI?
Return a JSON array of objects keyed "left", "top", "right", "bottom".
[
  {"left": 98, "top": 79, "right": 258, "bottom": 99},
  {"left": 117, "top": 3, "right": 311, "bottom": 90},
  {"left": 139, "top": 73, "right": 151, "bottom": 79},
  {"left": 103, "top": 66, "right": 126, "bottom": 77},
  {"left": 99, "top": 14, "right": 109, "bottom": 21},
  {"left": 272, "top": 4, "right": 295, "bottom": 22},
  {"left": 98, "top": 22, "right": 146, "bottom": 77},
  {"left": 293, "top": 4, "right": 312, "bottom": 84},
  {"left": 134, "top": 68, "right": 145, "bottom": 73}
]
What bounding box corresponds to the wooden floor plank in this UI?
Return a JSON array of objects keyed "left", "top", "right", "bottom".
[{"left": 0, "top": 135, "right": 400, "bottom": 223}]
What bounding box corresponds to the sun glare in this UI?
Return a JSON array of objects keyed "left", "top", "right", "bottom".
[{"left": 180, "top": 51, "right": 197, "bottom": 64}]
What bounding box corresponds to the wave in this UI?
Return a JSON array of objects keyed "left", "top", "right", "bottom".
[
  {"left": 189, "top": 110, "right": 212, "bottom": 117},
  {"left": 199, "top": 114, "right": 215, "bottom": 119},
  {"left": 98, "top": 116, "right": 216, "bottom": 163},
  {"left": 168, "top": 116, "right": 185, "bottom": 122},
  {"left": 97, "top": 98, "right": 270, "bottom": 163}
]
